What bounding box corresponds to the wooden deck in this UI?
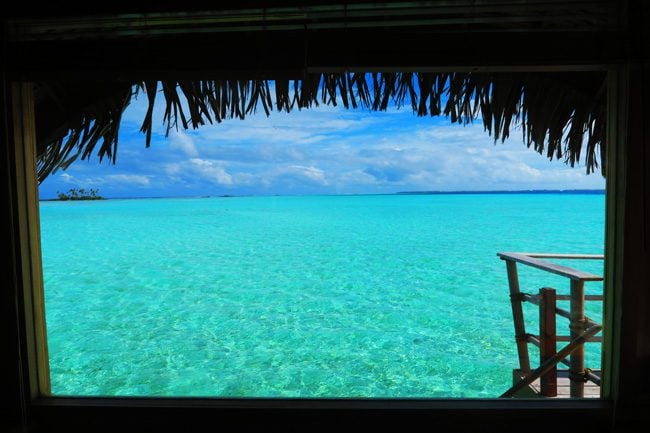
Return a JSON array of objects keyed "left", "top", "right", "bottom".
[{"left": 513, "top": 369, "right": 601, "bottom": 398}]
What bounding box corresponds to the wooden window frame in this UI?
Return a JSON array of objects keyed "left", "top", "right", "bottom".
[{"left": 5, "top": 64, "right": 635, "bottom": 431}]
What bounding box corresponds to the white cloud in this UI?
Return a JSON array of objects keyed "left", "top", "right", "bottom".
[
  {"left": 188, "top": 158, "right": 233, "bottom": 185},
  {"left": 55, "top": 172, "right": 151, "bottom": 187},
  {"left": 169, "top": 114, "right": 601, "bottom": 192},
  {"left": 232, "top": 172, "right": 256, "bottom": 185},
  {"left": 170, "top": 131, "right": 199, "bottom": 157},
  {"left": 286, "top": 165, "right": 328, "bottom": 184},
  {"left": 105, "top": 174, "right": 151, "bottom": 186},
  {"left": 60, "top": 173, "right": 75, "bottom": 183},
  {"left": 332, "top": 169, "right": 379, "bottom": 186},
  {"left": 164, "top": 163, "right": 182, "bottom": 175},
  {"left": 199, "top": 123, "right": 329, "bottom": 146}
]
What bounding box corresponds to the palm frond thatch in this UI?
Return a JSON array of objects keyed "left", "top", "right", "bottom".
[{"left": 34, "top": 71, "right": 606, "bottom": 183}]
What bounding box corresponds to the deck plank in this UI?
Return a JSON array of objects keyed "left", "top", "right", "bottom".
[{"left": 513, "top": 369, "right": 600, "bottom": 398}]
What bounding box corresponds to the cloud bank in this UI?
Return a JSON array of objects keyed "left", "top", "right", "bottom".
[{"left": 39, "top": 94, "right": 605, "bottom": 199}]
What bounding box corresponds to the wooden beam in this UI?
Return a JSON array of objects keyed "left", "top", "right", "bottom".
[
  {"left": 6, "top": 29, "right": 618, "bottom": 81},
  {"left": 569, "top": 280, "right": 587, "bottom": 398},
  {"left": 539, "top": 288, "right": 558, "bottom": 397},
  {"left": 505, "top": 260, "right": 531, "bottom": 373},
  {"left": 601, "top": 63, "right": 627, "bottom": 403},
  {"left": 10, "top": 83, "right": 51, "bottom": 397},
  {"left": 6, "top": 1, "right": 618, "bottom": 41}
]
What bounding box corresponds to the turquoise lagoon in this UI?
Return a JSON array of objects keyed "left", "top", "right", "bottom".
[{"left": 39, "top": 193, "right": 605, "bottom": 397}]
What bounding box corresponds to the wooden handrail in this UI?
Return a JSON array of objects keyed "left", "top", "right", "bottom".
[
  {"left": 499, "top": 252, "right": 604, "bottom": 398},
  {"left": 516, "top": 253, "right": 604, "bottom": 260},
  {"left": 497, "top": 252, "right": 603, "bottom": 282}
]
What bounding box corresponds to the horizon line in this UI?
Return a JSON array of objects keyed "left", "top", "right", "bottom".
[{"left": 39, "top": 188, "right": 606, "bottom": 201}]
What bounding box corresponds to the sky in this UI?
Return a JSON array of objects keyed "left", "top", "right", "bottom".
[{"left": 38, "top": 90, "right": 605, "bottom": 199}]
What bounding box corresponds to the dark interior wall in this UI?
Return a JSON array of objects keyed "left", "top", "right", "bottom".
[
  {"left": 1, "top": 64, "right": 27, "bottom": 433},
  {"left": 615, "top": 3, "right": 650, "bottom": 424}
]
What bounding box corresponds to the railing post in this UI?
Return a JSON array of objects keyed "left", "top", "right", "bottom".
[
  {"left": 539, "top": 287, "right": 557, "bottom": 397},
  {"left": 569, "top": 279, "right": 586, "bottom": 398},
  {"left": 505, "top": 259, "right": 531, "bottom": 373}
]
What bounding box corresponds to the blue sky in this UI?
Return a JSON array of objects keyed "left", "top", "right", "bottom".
[{"left": 38, "top": 90, "right": 605, "bottom": 199}]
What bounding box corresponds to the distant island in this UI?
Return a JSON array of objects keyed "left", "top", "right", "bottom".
[
  {"left": 54, "top": 188, "right": 104, "bottom": 201},
  {"left": 396, "top": 189, "right": 605, "bottom": 195}
]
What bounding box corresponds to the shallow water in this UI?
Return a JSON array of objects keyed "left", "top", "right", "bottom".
[{"left": 40, "top": 193, "right": 605, "bottom": 397}]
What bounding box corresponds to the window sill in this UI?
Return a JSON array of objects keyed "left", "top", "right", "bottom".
[{"left": 30, "top": 396, "right": 613, "bottom": 433}]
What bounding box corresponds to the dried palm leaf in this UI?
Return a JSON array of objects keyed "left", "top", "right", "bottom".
[{"left": 34, "top": 71, "right": 607, "bottom": 183}]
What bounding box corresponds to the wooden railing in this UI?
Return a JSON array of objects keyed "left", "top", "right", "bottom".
[{"left": 497, "top": 252, "right": 604, "bottom": 398}]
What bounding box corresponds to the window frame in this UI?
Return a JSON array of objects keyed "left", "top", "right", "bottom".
[{"left": 5, "top": 65, "right": 629, "bottom": 432}]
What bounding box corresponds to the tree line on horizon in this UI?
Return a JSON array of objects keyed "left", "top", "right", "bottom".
[{"left": 55, "top": 188, "right": 104, "bottom": 201}]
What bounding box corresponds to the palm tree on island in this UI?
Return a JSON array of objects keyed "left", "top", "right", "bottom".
[{"left": 55, "top": 188, "right": 104, "bottom": 201}]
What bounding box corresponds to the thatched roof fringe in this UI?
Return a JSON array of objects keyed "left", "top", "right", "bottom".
[
  {"left": 138, "top": 80, "right": 157, "bottom": 147},
  {"left": 36, "top": 84, "right": 132, "bottom": 181},
  {"left": 35, "top": 71, "right": 606, "bottom": 183}
]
